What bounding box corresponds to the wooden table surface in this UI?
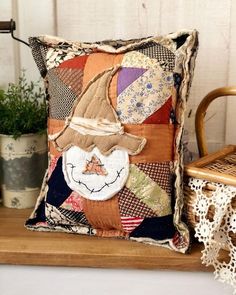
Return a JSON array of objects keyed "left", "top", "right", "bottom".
[{"left": 0, "top": 207, "right": 210, "bottom": 271}]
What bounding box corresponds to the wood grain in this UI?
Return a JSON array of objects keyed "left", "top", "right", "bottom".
[{"left": 0, "top": 207, "right": 209, "bottom": 271}]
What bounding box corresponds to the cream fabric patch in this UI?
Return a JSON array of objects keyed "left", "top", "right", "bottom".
[
  {"left": 117, "top": 65, "right": 173, "bottom": 124},
  {"left": 121, "top": 51, "right": 159, "bottom": 69},
  {"left": 62, "top": 146, "right": 129, "bottom": 201}
]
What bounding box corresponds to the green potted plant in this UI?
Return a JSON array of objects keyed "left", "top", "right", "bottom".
[{"left": 0, "top": 71, "right": 48, "bottom": 209}]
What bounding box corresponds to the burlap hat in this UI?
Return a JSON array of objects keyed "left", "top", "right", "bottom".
[{"left": 50, "top": 66, "right": 146, "bottom": 156}]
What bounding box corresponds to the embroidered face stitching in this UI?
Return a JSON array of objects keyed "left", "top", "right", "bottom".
[
  {"left": 82, "top": 154, "right": 108, "bottom": 176},
  {"left": 67, "top": 163, "right": 124, "bottom": 194}
]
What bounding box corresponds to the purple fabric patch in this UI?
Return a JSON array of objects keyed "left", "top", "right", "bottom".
[{"left": 117, "top": 67, "right": 146, "bottom": 95}]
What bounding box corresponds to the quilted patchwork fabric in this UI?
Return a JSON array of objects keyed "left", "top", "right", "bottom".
[{"left": 26, "top": 30, "right": 198, "bottom": 253}]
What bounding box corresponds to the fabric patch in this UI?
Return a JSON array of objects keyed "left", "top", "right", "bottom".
[
  {"left": 83, "top": 52, "right": 124, "bottom": 89},
  {"left": 121, "top": 216, "right": 143, "bottom": 233},
  {"left": 55, "top": 67, "right": 83, "bottom": 96},
  {"left": 58, "top": 207, "right": 90, "bottom": 225},
  {"left": 46, "top": 45, "right": 92, "bottom": 70},
  {"left": 29, "top": 37, "right": 48, "bottom": 77},
  {"left": 117, "top": 65, "right": 173, "bottom": 124},
  {"left": 45, "top": 203, "right": 95, "bottom": 234},
  {"left": 173, "top": 72, "right": 182, "bottom": 90},
  {"left": 62, "top": 146, "right": 129, "bottom": 201},
  {"left": 121, "top": 51, "right": 159, "bottom": 69},
  {"left": 171, "top": 231, "right": 189, "bottom": 250},
  {"left": 48, "top": 155, "right": 60, "bottom": 178},
  {"left": 118, "top": 186, "right": 157, "bottom": 218},
  {"left": 126, "top": 124, "right": 174, "bottom": 163},
  {"left": 58, "top": 55, "right": 88, "bottom": 69},
  {"left": 126, "top": 164, "right": 172, "bottom": 216},
  {"left": 117, "top": 67, "right": 146, "bottom": 95},
  {"left": 25, "top": 199, "right": 46, "bottom": 226},
  {"left": 137, "top": 42, "right": 175, "bottom": 72},
  {"left": 48, "top": 118, "right": 65, "bottom": 157},
  {"left": 82, "top": 195, "right": 124, "bottom": 232},
  {"left": 46, "top": 157, "right": 72, "bottom": 207},
  {"left": 143, "top": 96, "right": 172, "bottom": 124},
  {"left": 46, "top": 203, "right": 74, "bottom": 225},
  {"left": 130, "top": 215, "right": 176, "bottom": 240},
  {"left": 136, "top": 162, "right": 172, "bottom": 196},
  {"left": 60, "top": 191, "right": 83, "bottom": 212},
  {"left": 47, "top": 69, "right": 77, "bottom": 120}
]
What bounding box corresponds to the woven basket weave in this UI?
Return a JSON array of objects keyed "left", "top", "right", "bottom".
[{"left": 184, "top": 145, "right": 236, "bottom": 246}]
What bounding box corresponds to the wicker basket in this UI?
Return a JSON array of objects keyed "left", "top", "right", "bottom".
[{"left": 184, "top": 145, "right": 236, "bottom": 246}]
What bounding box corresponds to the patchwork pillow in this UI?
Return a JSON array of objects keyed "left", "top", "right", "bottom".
[{"left": 26, "top": 30, "right": 198, "bottom": 253}]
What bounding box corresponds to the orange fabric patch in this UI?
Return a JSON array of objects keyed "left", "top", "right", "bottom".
[
  {"left": 124, "top": 124, "right": 174, "bottom": 163},
  {"left": 59, "top": 55, "right": 88, "bottom": 69},
  {"left": 82, "top": 52, "right": 124, "bottom": 108},
  {"left": 81, "top": 195, "right": 124, "bottom": 233},
  {"left": 48, "top": 118, "right": 65, "bottom": 156}
]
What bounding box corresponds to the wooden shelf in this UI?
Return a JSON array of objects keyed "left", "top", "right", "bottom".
[{"left": 0, "top": 206, "right": 209, "bottom": 271}]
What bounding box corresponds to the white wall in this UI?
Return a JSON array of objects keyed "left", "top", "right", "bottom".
[{"left": 0, "top": 265, "right": 233, "bottom": 295}]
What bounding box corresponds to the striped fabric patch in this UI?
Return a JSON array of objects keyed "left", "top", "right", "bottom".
[
  {"left": 121, "top": 216, "right": 143, "bottom": 233},
  {"left": 58, "top": 207, "right": 90, "bottom": 226},
  {"left": 55, "top": 67, "right": 83, "bottom": 96}
]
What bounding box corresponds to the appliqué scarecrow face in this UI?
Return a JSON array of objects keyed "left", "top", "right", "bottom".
[{"left": 62, "top": 146, "right": 129, "bottom": 201}]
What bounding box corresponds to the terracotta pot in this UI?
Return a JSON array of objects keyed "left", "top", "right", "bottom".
[{"left": 0, "top": 133, "right": 47, "bottom": 209}]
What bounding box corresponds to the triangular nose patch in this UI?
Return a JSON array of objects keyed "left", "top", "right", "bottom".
[{"left": 82, "top": 154, "right": 108, "bottom": 176}]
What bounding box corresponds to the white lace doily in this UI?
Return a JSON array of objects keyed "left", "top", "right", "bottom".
[{"left": 189, "top": 177, "right": 236, "bottom": 293}]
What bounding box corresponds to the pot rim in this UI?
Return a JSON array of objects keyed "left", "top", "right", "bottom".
[{"left": 0, "top": 132, "right": 46, "bottom": 138}]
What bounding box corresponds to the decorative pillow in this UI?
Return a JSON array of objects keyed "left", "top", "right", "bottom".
[{"left": 26, "top": 30, "right": 198, "bottom": 253}]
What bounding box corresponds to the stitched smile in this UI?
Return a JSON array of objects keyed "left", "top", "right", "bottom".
[{"left": 67, "top": 163, "right": 125, "bottom": 194}]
